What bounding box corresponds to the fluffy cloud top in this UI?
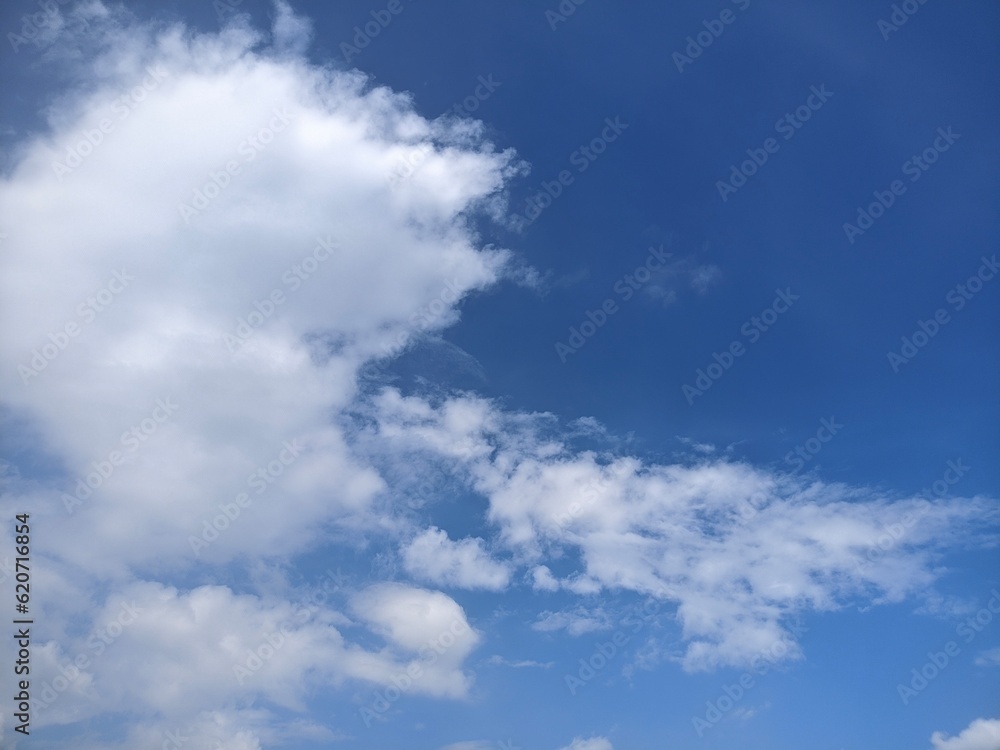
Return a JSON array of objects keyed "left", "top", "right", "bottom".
[
  {"left": 0, "top": 0, "right": 517, "bottom": 575},
  {"left": 0, "top": 1, "right": 996, "bottom": 747},
  {"left": 931, "top": 718, "right": 1000, "bottom": 750},
  {"left": 402, "top": 527, "right": 512, "bottom": 590},
  {"left": 0, "top": 1, "right": 508, "bottom": 744}
]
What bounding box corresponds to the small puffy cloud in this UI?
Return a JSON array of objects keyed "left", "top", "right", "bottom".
[
  {"left": 531, "top": 565, "right": 560, "bottom": 591},
  {"left": 931, "top": 718, "right": 1000, "bottom": 750},
  {"left": 351, "top": 582, "right": 478, "bottom": 652},
  {"left": 676, "top": 436, "right": 715, "bottom": 454},
  {"left": 402, "top": 527, "right": 512, "bottom": 590},
  {"left": 974, "top": 647, "right": 1000, "bottom": 667},
  {"left": 486, "top": 655, "right": 553, "bottom": 669},
  {"left": 688, "top": 264, "right": 722, "bottom": 294},
  {"left": 271, "top": 0, "right": 312, "bottom": 55},
  {"left": 533, "top": 607, "right": 612, "bottom": 636},
  {"left": 641, "top": 253, "right": 721, "bottom": 305},
  {"left": 351, "top": 582, "right": 481, "bottom": 698}
]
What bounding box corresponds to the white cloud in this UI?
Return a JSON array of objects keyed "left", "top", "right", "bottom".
[
  {"left": 531, "top": 565, "right": 561, "bottom": 591},
  {"left": 351, "top": 583, "right": 481, "bottom": 698},
  {"left": 271, "top": 0, "right": 312, "bottom": 56},
  {"left": 676, "top": 436, "right": 715, "bottom": 454},
  {"left": 974, "top": 647, "right": 1000, "bottom": 667},
  {"left": 25, "top": 579, "right": 482, "bottom": 734},
  {"left": 0, "top": 0, "right": 516, "bottom": 576},
  {"left": 688, "top": 264, "right": 722, "bottom": 294},
  {"left": 557, "top": 737, "right": 614, "bottom": 750},
  {"left": 641, "top": 253, "right": 722, "bottom": 305},
  {"left": 485, "top": 655, "right": 553, "bottom": 669},
  {"left": 0, "top": 2, "right": 513, "bottom": 744},
  {"left": 0, "top": 2, "right": 996, "bottom": 746},
  {"left": 931, "top": 718, "right": 1000, "bottom": 750},
  {"left": 62, "top": 708, "right": 345, "bottom": 750},
  {"left": 368, "top": 388, "right": 998, "bottom": 671},
  {"left": 403, "top": 527, "right": 512, "bottom": 590},
  {"left": 533, "top": 607, "right": 612, "bottom": 636}
]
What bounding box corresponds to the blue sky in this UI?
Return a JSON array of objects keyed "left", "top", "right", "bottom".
[{"left": 0, "top": 1, "right": 998, "bottom": 749}]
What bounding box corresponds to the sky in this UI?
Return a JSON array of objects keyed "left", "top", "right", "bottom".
[{"left": 0, "top": 1, "right": 998, "bottom": 749}]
